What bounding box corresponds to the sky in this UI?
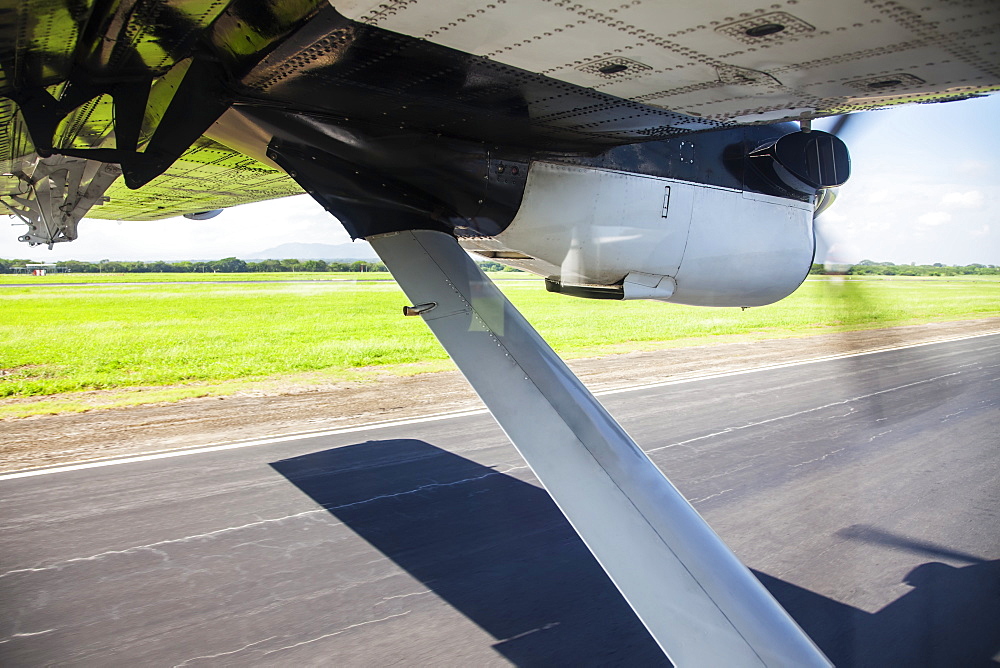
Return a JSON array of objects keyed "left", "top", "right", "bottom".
[
  {"left": 812, "top": 93, "right": 1000, "bottom": 266},
  {"left": 2, "top": 94, "right": 998, "bottom": 265}
]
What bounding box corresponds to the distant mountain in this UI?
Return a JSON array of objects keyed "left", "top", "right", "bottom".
[{"left": 244, "top": 241, "right": 378, "bottom": 260}]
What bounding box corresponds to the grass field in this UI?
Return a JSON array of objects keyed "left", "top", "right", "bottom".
[
  {"left": 0, "top": 271, "right": 398, "bottom": 284},
  {"left": 2, "top": 274, "right": 997, "bottom": 416}
]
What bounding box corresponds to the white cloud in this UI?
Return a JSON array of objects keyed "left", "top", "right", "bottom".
[
  {"left": 971, "top": 224, "right": 991, "bottom": 237},
  {"left": 917, "top": 211, "right": 952, "bottom": 227},
  {"left": 940, "top": 190, "right": 984, "bottom": 208},
  {"left": 956, "top": 159, "right": 992, "bottom": 174},
  {"left": 864, "top": 189, "right": 892, "bottom": 204}
]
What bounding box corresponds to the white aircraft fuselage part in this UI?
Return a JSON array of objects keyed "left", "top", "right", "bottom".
[{"left": 461, "top": 161, "right": 816, "bottom": 307}]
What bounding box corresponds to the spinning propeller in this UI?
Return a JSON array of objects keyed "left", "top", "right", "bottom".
[{"left": 809, "top": 112, "right": 864, "bottom": 273}]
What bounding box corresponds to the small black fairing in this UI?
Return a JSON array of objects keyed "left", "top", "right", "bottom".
[{"left": 750, "top": 130, "right": 850, "bottom": 194}]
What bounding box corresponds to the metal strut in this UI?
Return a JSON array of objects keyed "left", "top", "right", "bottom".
[{"left": 369, "top": 229, "right": 830, "bottom": 667}]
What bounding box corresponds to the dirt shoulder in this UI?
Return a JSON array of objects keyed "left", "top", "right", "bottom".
[{"left": 2, "top": 318, "right": 997, "bottom": 474}]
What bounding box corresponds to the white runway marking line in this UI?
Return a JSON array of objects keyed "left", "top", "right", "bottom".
[
  {"left": 789, "top": 447, "right": 846, "bottom": 468},
  {"left": 260, "top": 612, "right": 412, "bottom": 656},
  {"left": 597, "top": 329, "right": 998, "bottom": 398},
  {"left": 0, "top": 464, "right": 531, "bottom": 579},
  {"left": 691, "top": 488, "right": 734, "bottom": 504},
  {"left": 376, "top": 590, "right": 432, "bottom": 605},
  {"left": 172, "top": 613, "right": 415, "bottom": 665},
  {"left": 0, "top": 508, "right": 338, "bottom": 579},
  {"left": 646, "top": 371, "right": 959, "bottom": 454},
  {"left": 1, "top": 330, "right": 996, "bottom": 481},
  {"left": 0, "top": 408, "right": 491, "bottom": 481},
  {"left": 0, "top": 629, "right": 57, "bottom": 644},
  {"left": 171, "top": 637, "right": 281, "bottom": 668}
]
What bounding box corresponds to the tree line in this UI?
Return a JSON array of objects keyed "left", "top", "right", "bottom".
[
  {"left": 0, "top": 256, "right": 992, "bottom": 275},
  {"left": 809, "top": 261, "right": 998, "bottom": 276},
  {"left": 0, "top": 257, "right": 522, "bottom": 274},
  {"left": 0, "top": 257, "right": 385, "bottom": 273}
]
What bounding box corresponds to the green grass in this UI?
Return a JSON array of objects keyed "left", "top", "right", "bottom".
[
  {"left": 0, "top": 271, "right": 397, "bottom": 284},
  {"left": 1, "top": 275, "right": 997, "bottom": 415},
  {"left": 0, "top": 271, "right": 534, "bottom": 284},
  {"left": 0, "top": 281, "right": 441, "bottom": 396},
  {"left": 524, "top": 276, "right": 999, "bottom": 354}
]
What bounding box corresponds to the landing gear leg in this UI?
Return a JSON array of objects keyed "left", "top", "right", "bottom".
[{"left": 369, "top": 229, "right": 830, "bottom": 667}]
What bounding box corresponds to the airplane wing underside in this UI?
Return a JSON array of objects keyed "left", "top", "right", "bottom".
[
  {"left": 1, "top": 0, "right": 998, "bottom": 224},
  {"left": 2, "top": 4, "right": 996, "bottom": 663}
]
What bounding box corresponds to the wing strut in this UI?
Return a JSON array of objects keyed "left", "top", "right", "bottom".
[{"left": 369, "top": 229, "right": 830, "bottom": 667}]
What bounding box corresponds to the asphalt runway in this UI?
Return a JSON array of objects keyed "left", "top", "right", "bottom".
[{"left": 2, "top": 334, "right": 998, "bottom": 666}]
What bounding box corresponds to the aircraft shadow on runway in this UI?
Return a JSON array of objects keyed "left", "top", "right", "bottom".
[{"left": 271, "top": 440, "right": 1000, "bottom": 667}]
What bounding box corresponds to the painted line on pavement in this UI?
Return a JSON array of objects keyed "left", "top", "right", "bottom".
[{"left": 1, "top": 329, "right": 996, "bottom": 481}]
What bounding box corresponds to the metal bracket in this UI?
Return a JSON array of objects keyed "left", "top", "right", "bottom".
[
  {"left": 403, "top": 302, "right": 437, "bottom": 316},
  {"left": 4, "top": 155, "right": 121, "bottom": 248}
]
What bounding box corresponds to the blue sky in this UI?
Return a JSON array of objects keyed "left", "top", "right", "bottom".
[
  {"left": 813, "top": 93, "right": 999, "bottom": 266},
  {"left": 2, "top": 95, "right": 998, "bottom": 265}
]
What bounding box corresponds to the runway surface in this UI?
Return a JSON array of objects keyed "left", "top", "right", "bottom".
[{"left": 2, "top": 334, "right": 998, "bottom": 666}]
